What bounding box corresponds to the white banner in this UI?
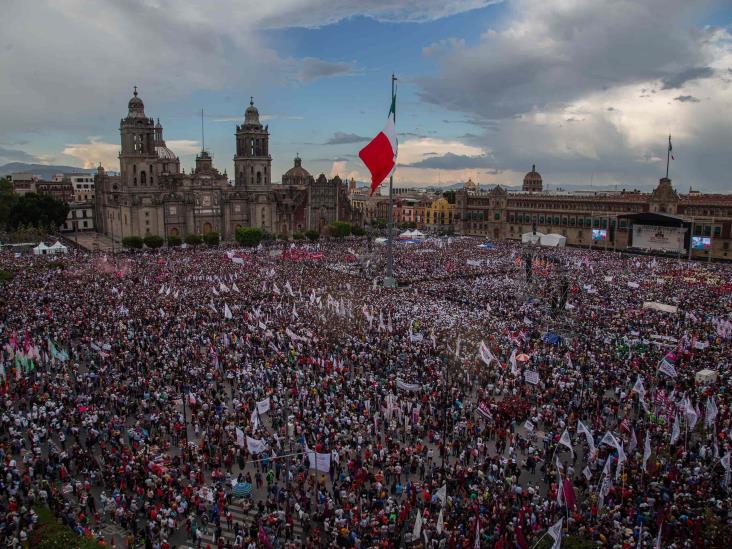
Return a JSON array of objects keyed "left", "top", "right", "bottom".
[
  {"left": 256, "top": 397, "right": 271, "bottom": 415},
  {"left": 397, "top": 379, "right": 421, "bottom": 392},
  {"left": 246, "top": 436, "right": 267, "bottom": 454},
  {"left": 524, "top": 370, "right": 540, "bottom": 385},
  {"left": 524, "top": 420, "right": 535, "bottom": 432},
  {"left": 235, "top": 427, "right": 245, "bottom": 448}
]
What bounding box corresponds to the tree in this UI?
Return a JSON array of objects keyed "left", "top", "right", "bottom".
[
  {"left": 121, "top": 236, "right": 143, "bottom": 249},
  {"left": 143, "top": 235, "right": 164, "bottom": 248},
  {"left": 203, "top": 232, "right": 220, "bottom": 246},
  {"left": 329, "top": 221, "right": 352, "bottom": 238},
  {"left": 293, "top": 231, "right": 305, "bottom": 241},
  {"left": 167, "top": 235, "right": 182, "bottom": 247},
  {"left": 0, "top": 178, "right": 17, "bottom": 230},
  {"left": 351, "top": 224, "right": 366, "bottom": 236},
  {"left": 7, "top": 193, "right": 69, "bottom": 231},
  {"left": 442, "top": 190, "right": 456, "bottom": 204},
  {"left": 304, "top": 229, "right": 319, "bottom": 241},
  {"left": 277, "top": 233, "right": 289, "bottom": 241},
  {"left": 185, "top": 234, "right": 203, "bottom": 246},
  {"left": 235, "top": 226, "right": 264, "bottom": 247}
]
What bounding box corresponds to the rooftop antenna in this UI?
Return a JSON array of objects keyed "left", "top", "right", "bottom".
[{"left": 201, "top": 108, "right": 205, "bottom": 153}]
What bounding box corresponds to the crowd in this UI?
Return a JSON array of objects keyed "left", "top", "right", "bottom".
[{"left": 0, "top": 235, "right": 730, "bottom": 548}]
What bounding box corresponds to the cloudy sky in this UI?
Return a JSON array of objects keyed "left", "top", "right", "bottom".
[{"left": 1, "top": 0, "right": 731, "bottom": 191}]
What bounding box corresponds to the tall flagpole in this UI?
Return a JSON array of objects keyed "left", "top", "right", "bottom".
[
  {"left": 665, "top": 135, "right": 671, "bottom": 179},
  {"left": 384, "top": 73, "right": 397, "bottom": 288}
]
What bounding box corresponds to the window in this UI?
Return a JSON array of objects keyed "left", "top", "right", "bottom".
[
  {"left": 140, "top": 171, "right": 146, "bottom": 185},
  {"left": 554, "top": 216, "right": 559, "bottom": 225},
  {"left": 494, "top": 212, "right": 500, "bottom": 221},
  {"left": 256, "top": 171, "right": 262, "bottom": 184},
  {"left": 714, "top": 226, "right": 721, "bottom": 236},
  {"left": 539, "top": 215, "right": 545, "bottom": 224},
  {"left": 169, "top": 206, "right": 177, "bottom": 215},
  {"left": 704, "top": 225, "right": 711, "bottom": 236}
]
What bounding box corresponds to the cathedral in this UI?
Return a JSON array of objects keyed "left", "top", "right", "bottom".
[{"left": 94, "top": 88, "right": 361, "bottom": 242}]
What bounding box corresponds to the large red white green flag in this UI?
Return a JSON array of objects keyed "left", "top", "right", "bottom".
[{"left": 359, "top": 93, "right": 397, "bottom": 196}]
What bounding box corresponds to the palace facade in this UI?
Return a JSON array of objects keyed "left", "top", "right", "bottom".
[
  {"left": 455, "top": 167, "right": 732, "bottom": 260},
  {"left": 95, "top": 89, "right": 360, "bottom": 242}
]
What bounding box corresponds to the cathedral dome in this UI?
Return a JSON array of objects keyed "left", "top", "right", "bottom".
[
  {"left": 464, "top": 177, "right": 479, "bottom": 192},
  {"left": 282, "top": 154, "right": 311, "bottom": 185},
  {"left": 156, "top": 145, "right": 177, "bottom": 160},
  {"left": 523, "top": 164, "right": 542, "bottom": 192},
  {"left": 244, "top": 97, "right": 260, "bottom": 126},
  {"left": 127, "top": 87, "right": 146, "bottom": 117}
]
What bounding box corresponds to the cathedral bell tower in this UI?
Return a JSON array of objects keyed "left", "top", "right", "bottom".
[
  {"left": 119, "top": 86, "right": 158, "bottom": 188},
  {"left": 234, "top": 97, "right": 271, "bottom": 187}
]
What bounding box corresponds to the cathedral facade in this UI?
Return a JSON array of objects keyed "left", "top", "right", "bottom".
[{"left": 95, "top": 89, "right": 361, "bottom": 242}]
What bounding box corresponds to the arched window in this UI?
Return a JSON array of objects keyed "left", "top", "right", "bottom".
[
  {"left": 133, "top": 164, "right": 136, "bottom": 174},
  {"left": 140, "top": 171, "right": 147, "bottom": 185},
  {"left": 256, "top": 171, "right": 262, "bottom": 184}
]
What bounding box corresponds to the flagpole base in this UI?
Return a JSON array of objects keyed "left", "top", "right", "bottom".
[{"left": 383, "top": 276, "right": 398, "bottom": 289}]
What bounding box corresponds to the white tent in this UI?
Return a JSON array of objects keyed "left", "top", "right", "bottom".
[
  {"left": 695, "top": 369, "right": 717, "bottom": 385},
  {"left": 522, "top": 231, "right": 544, "bottom": 244},
  {"left": 374, "top": 237, "right": 388, "bottom": 245},
  {"left": 399, "top": 230, "right": 414, "bottom": 239},
  {"left": 540, "top": 233, "right": 566, "bottom": 248},
  {"left": 48, "top": 241, "right": 68, "bottom": 255},
  {"left": 410, "top": 229, "right": 426, "bottom": 240},
  {"left": 33, "top": 242, "right": 50, "bottom": 255},
  {"left": 643, "top": 301, "right": 678, "bottom": 314}
]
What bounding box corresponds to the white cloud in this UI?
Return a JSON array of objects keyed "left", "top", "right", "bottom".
[
  {"left": 167, "top": 140, "right": 201, "bottom": 155},
  {"left": 417, "top": 0, "right": 732, "bottom": 190},
  {"left": 397, "top": 137, "right": 484, "bottom": 165},
  {"left": 62, "top": 138, "right": 119, "bottom": 168}
]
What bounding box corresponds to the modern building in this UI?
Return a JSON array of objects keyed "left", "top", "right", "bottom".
[
  {"left": 455, "top": 166, "right": 732, "bottom": 260},
  {"left": 94, "top": 89, "right": 361, "bottom": 241}
]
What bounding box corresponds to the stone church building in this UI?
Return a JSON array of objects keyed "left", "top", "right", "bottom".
[{"left": 95, "top": 89, "right": 361, "bottom": 241}]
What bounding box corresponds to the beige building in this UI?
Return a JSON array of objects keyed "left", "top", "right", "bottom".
[
  {"left": 456, "top": 167, "right": 732, "bottom": 260},
  {"left": 95, "top": 89, "right": 360, "bottom": 242}
]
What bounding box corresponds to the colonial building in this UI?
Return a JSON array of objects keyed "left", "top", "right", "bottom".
[
  {"left": 456, "top": 166, "right": 732, "bottom": 260},
  {"left": 95, "top": 89, "right": 361, "bottom": 242}
]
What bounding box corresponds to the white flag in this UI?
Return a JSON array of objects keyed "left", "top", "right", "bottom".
[
  {"left": 256, "top": 397, "right": 271, "bottom": 415},
  {"left": 600, "top": 431, "right": 621, "bottom": 452},
  {"left": 684, "top": 398, "right": 698, "bottom": 430},
  {"left": 509, "top": 349, "right": 519, "bottom": 375},
  {"left": 436, "top": 509, "right": 444, "bottom": 535},
  {"left": 670, "top": 414, "right": 681, "bottom": 446},
  {"left": 436, "top": 483, "right": 447, "bottom": 507},
  {"left": 577, "top": 420, "right": 596, "bottom": 454},
  {"left": 479, "top": 340, "right": 497, "bottom": 367},
  {"left": 235, "top": 427, "right": 245, "bottom": 448},
  {"left": 547, "top": 518, "right": 563, "bottom": 549},
  {"left": 412, "top": 510, "right": 423, "bottom": 541},
  {"left": 643, "top": 431, "right": 652, "bottom": 472},
  {"left": 629, "top": 429, "right": 638, "bottom": 454},
  {"left": 631, "top": 377, "right": 645, "bottom": 398},
  {"left": 705, "top": 397, "right": 718, "bottom": 428},
  {"left": 224, "top": 303, "right": 233, "bottom": 320},
  {"left": 246, "top": 435, "right": 267, "bottom": 454},
  {"left": 559, "top": 429, "right": 574, "bottom": 457},
  {"left": 721, "top": 452, "right": 731, "bottom": 472},
  {"left": 658, "top": 358, "right": 677, "bottom": 378}
]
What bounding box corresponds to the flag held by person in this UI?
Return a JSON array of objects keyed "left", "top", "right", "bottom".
[
  {"left": 559, "top": 428, "right": 574, "bottom": 457},
  {"left": 359, "top": 86, "right": 397, "bottom": 196},
  {"left": 548, "top": 518, "right": 563, "bottom": 549}
]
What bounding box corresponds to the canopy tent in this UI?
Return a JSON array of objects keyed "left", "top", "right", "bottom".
[
  {"left": 399, "top": 229, "right": 426, "bottom": 240},
  {"left": 33, "top": 242, "right": 50, "bottom": 255},
  {"left": 478, "top": 242, "right": 496, "bottom": 249},
  {"left": 643, "top": 301, "right": 678, "bottom": 314},
  {"left": 695, "top": 369, "right": 717, "bottom": 385},
  {"left": 48, "top": 241, "right": 68, "bottom": 254},
  {"left": 522, "top": 232, "right": 544, "bottom": 244},
  {"left": 410, "top": 229, "right": 426, "bottom": 240},
  {"left": 374, "top": 237, "right": 388, "bottom": 245},
  {"left": 539, "top": 233, "right": 566, "bottom": 248}
]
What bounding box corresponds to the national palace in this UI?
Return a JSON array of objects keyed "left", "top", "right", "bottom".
[{"left": 453, "top": 167, "right": 732, "bottom": 260}]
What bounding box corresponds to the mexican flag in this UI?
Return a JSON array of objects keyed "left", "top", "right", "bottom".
[{"left": 359, "top": 93, "right": 397, "bottom": 196}]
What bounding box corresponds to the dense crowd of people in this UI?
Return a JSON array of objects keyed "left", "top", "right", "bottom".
[{"left": 0, "top": 235, "right": 730, "bottom": 548}]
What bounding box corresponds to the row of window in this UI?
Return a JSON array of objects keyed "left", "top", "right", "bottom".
[{"left": 507, "top": 213, "right": 622, "bottom": 229}]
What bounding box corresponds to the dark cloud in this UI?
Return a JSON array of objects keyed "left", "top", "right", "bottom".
[
  {"left": 402, "top": 152, "right": 495, "bottom": 169},
  {"left": 323, "top": 132, "right": 370, "bottom": 145},
  {"left": 296, "top": 58, "right": 352, "bottom": 82},
  {"left": 0, "top": 146, "right": 40, "bottom": 163},
  {"left": 660, "top": 66, "right": 714, "bottom": 89},
  {"left": 674, "top": 95, "right": 700, "bottom": 103}
]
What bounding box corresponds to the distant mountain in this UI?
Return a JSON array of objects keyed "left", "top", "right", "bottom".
[{"left": 0, "top": 162, "right": 95, "bottom": 179}]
